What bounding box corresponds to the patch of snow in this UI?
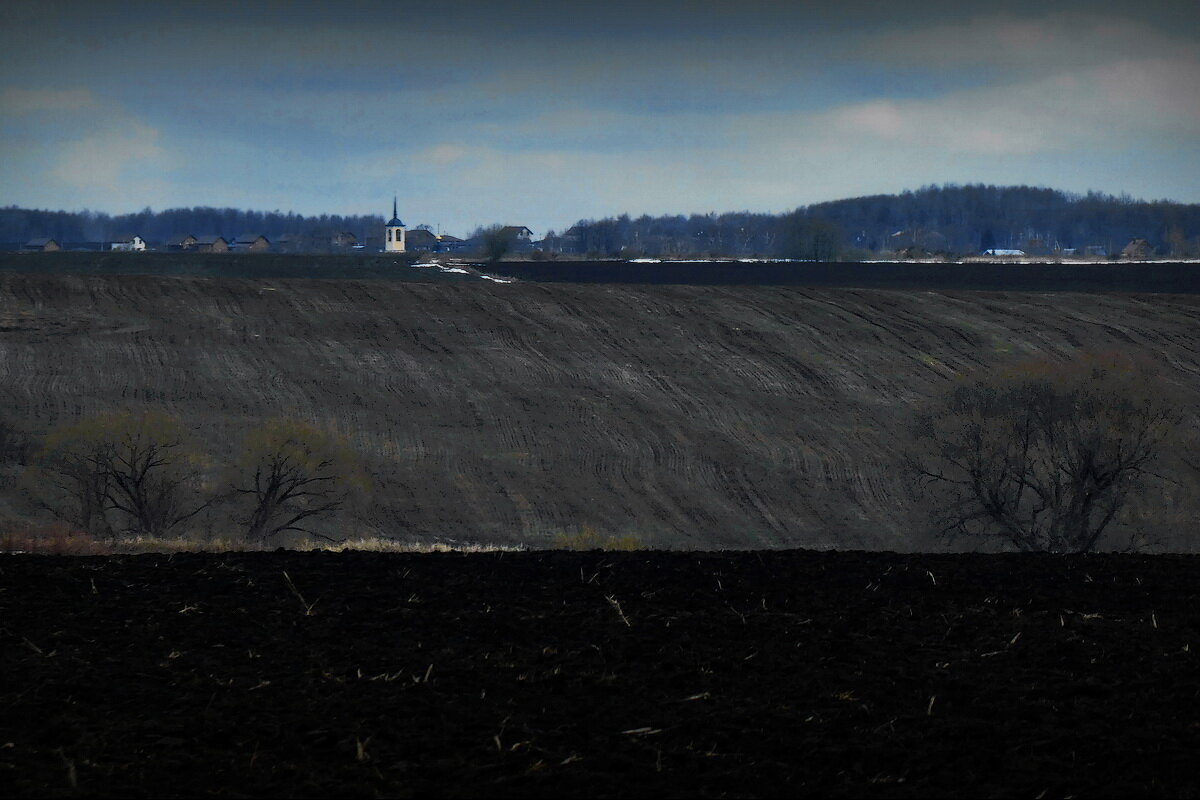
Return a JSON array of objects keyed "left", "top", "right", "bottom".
[
  {"left": 630, "top": 258, "right": 661, "bottom": 263},
  {"left": 480, "top": 274, "right": 515, "bottom": 283},
  {"left": 439, "top": 266, "right": 470, "bottom": 274}
]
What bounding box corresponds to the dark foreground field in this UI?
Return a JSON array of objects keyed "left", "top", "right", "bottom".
[{"left": 3, "top": 550, "right": 1199, "bottom": 798}]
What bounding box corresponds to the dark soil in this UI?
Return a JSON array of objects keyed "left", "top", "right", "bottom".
[
  {"left": 3, "top": 273, "right": 1199, "bottom": 551},
  {"left": 7, "top": 253, "right": 1200, "bottom": 293},
  {"left": 3, "top": 550, "right": 1199, "bottom": 797},
  {"left": 487, "top": 259, "right": 1200, "bottom": 293}
]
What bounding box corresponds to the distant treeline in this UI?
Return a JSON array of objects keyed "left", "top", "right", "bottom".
[
  {"left": 0, "top": 206, "right": 386, "bottom": 249},
  {"left": 543, "top": 185, "right": 1200, "bottom": 258},
  {"left": 4, "top": 184, "right": 1200, "bottom": 258}
]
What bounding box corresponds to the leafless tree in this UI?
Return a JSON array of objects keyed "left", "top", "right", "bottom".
[
  {"left": 908, "top": 354, "right": 1183, "bottom": 553},
  {"left": 35, "top": 411, "right": 210, "bottom": 539},
  {"left": 477, "top": 225, "right": 518, "bottom": 263},
  {"left": 232, "top": 419, "right": 368, "bottom": 542}
]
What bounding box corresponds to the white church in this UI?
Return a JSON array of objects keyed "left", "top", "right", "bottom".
[{"left": 384, "top": 197, "right": 406, "bottom": 252}]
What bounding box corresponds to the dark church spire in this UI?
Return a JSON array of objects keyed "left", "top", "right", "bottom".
[{"left": 386, "top": 195, "right": 404, "bottom": 228}]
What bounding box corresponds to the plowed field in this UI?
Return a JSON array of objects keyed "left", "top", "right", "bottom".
[
  {"left": 1, "top": 273, "right": 1198, "bottom": 549},
  {"left": 3, "top": 550, "right": 1199, "bottom": 797}
]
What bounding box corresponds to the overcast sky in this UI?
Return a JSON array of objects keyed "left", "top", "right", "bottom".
[{"left": 1, "top": 0, "right": 1198, "bottom": 235}]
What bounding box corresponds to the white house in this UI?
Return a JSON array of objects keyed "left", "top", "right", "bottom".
[
  {"left": 110, "top": 235, "right": 146, "bottom": 252},
  {"left": 499, "top": 226, "right": 534, "bottom": 243}
]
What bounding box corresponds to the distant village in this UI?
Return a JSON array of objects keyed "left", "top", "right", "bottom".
[
  {"left": 10, "top": 231, "right": 1163, "bottom": 261},
  {"left": 5, "top": 197, "right": 546, "bottom": 256},
  {"left": 5, "top": 185, "right": 1196, "bottom": 261},
  {"left": 14, "top": 226, "right": 541, "bottom": 256}
]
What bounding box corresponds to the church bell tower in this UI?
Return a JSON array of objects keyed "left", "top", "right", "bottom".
[{"left": 385, "top": 196, "right": 406, "bottom": 252}]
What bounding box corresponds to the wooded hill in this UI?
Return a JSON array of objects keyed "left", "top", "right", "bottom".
[
  {"left": 807, "top": 184, "right": 1200, "bottom": 256},
  {"left": 548, "top": 184, "right": 1200, "bottom": 258}
]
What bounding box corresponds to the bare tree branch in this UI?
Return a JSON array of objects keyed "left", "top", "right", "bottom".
[{"left": 907, "top": 354, "right": 1183, "bottom": 553}]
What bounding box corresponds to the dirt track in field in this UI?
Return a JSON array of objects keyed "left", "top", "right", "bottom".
[
  {"left": 1, "top": 273, "right": 1199, "bottom": 549},
  {"left": 4, "top": 550, "right": 1200, "bottom": 797}
]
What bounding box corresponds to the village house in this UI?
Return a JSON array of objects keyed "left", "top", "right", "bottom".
[
  {"left": 471, "top": 225, "right": 535, "bottom": 254},
  {"left": 499, "top": 226, "right": 534, "bottom": 243},
  {"left": 542, "top": 226, "right": 584, "bottom": 254},
  {"left": 194, "top": 235, "right": 228, "bottom": 253},
  {"left": 437, "top": 233, "right": 466, "bottom": 252},
  {"left": 110, "top": 234, "right": 146, "bottom": 252},
  {"left": 233, "top": 233, "right": 270, "bottom": 252},
  {"left": 166, "top": 234, "right": 198, "bottom": 251},
  {"left": 330, "top": 231, "right": 358, "bottom": 248},
  {"left": 1121, "top": 238, "right": 1153, "bottom": 260},
  {"left": 404, "top": 228, "right": 439, "bottom": 251},
  {"left": 23, "top": 237, "right": 61, "bottom": 252}
]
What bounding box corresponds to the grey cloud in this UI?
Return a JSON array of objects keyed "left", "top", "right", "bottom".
[{"left": 1, "top": 0, "right": 1197, "bottom": 232}]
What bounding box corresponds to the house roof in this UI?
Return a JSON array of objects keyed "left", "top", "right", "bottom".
[
  {"left": 499, "top": 226, "right": 533, "bottom": 236},
  {"left": 166, "top": 234, "right": 196, "bottom": 245},
  {"left": 111, "top": 234, "right": 141, "bottom": 242},
  {"left": 195, "top": 235, "right": 227, "bottom": 245},
  {"left": 235, "top": 233, "right": 268, "bottom": 244},
  {"left": 25, "top": 237, "right": 56, "bottom": 246}
]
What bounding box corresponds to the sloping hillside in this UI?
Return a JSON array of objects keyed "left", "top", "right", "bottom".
[{"left": 0, "top": 274, "right": 1197, "bottom": 549}]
